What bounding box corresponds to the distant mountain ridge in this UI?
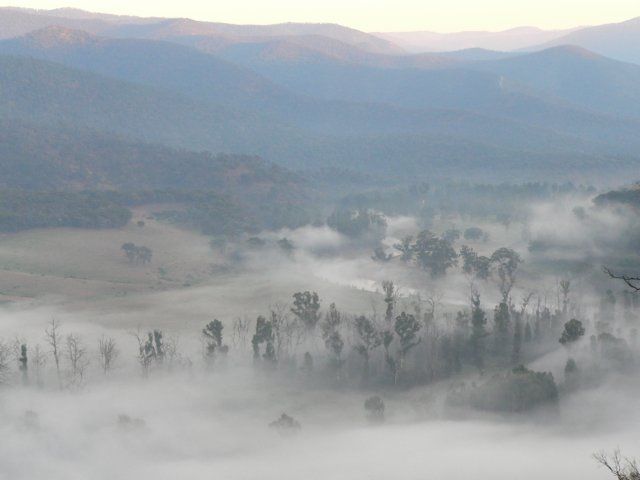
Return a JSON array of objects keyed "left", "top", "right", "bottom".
[
  {"left": 373, "top": 26, "right": 578, "bottom": 53},
  {"left": 0, "top": 7, "right": 404, "bottom": 55},
  {"left": 533, "top": 16, "right": 640, "bottom": 64},
  {"left": 1, "top": 8, "right": 640, "bottom": 186},
  {"left": 470, "top": 45, "right": 640, "bottom": 119},
  {"left": 2, "top": 52, "right": 636, "bottom": 183},
  {"left": 6, "top": 28, "right": 640, "bottom": 156}
]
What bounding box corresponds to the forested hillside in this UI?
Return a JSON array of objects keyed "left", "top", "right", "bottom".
[
  {"left": 0, "top": 123, "right": 313, "bottom": 233},
  {"left": 2, "top": 26, "right": 640, "bottom": 182}
]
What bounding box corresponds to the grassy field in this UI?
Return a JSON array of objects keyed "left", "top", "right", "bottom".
[
  {"left": 0, "top": 208, "right": 381, "bottom": 335},
  {"left": 0, "top": 207, "right": 216, "bottom": 303}
]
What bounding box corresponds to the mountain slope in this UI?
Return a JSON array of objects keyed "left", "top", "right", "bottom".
[
  {"left": 471, "top": 46, "right": 640, "bottom": 119},
  {"left": 2, "top": 33, "right": 640, "bottom": 183},
  {"left": 0, "top": 7, "right": 404, "bottom": 55},
  {"left": 0, "top": 121, "right": 305, "bottom": 193},
  {"left": 0, "top": 121, "right": 313, "bottom": 233},
  {"left": 537, "top": 17, "right": 640, "bottom": 64},
  {"left": 0, "top": 28, "right": 470, "bottom": 137},
  {"left": 0, "top": 54, "right": 313, "bottom": 157},
  {"left": 373, "top": 27, "right": 577, "bottom": 53},
  {"left": 183, "top": 33, "right": 454, "bottom": 69},
  {"left": 0, "top": 26, "right": 294, "bottom": 111},
  {"left": 7, "top": 26, "right": 632, "bottom": 153},
  {"left": 437, "top": 48, "right": 516, "bottom": 61},
  {"left": 209, "top": 42, "right": 640, "bottom": 147},
  {"left": 0, "top": 7, "right": 119, "bottom": 39},
  {"left": 108, "top": 18, "right": 405, "bottom": 54}
]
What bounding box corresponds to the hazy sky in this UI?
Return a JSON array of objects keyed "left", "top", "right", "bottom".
[{"left": 8, "top": 0, "right": 640, "bottom": 32}]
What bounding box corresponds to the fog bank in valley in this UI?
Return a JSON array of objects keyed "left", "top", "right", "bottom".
[
  {"left": 0, "top": 368, "right": 638, "bottom": 480},
  {"left": 1, "top": 190, "right": 639, "bottom": 480}
]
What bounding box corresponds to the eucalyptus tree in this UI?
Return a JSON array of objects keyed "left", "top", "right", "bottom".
[
  {"left": 469, "top": 293, "right": 488, "bottom": 370},
  {"left": 321, "top": 303, "right": 345, "bottom": 380},
  {"left": 291, "top": 291, "right": 321, "bottom": 332},
  {"left": 413, "top": 230, "right": 458, "bottom": 277},
  {"left": 394, "top": 312, "right": 422, "bottom": 384},
  {"left": 252, "top": 316, "right": 276, "bottom": 364},
  {"left": 202, "top": 320, "right": 227, "bottom": 366},
  {"left": 353, "top": 315, "right": 382, "bottom": 382},
  {"left": 490, "top": 248, "right": 522, "bottom": 301}
]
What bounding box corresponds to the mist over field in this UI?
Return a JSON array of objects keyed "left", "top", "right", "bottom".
[
  {"left": 2, "top": 4, "right": 640, "bottom": 480},
  {"left": 1, "top": 190, "right": 639, "bottom": 480},
  {"left": 0, "top": 370, "right": 638, "bottom": 480}
]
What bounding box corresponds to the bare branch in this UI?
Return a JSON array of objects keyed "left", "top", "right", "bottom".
[
  {"left": 604, "top": 267, "right": 640, "bottom": 291},
  {"left": 98, "top": 335, "right": 119, "bottom": 376},
  {"left": 65, "top": 333, "right": 89, "bottom": 388},
  {"left": 44, "top": 318, "right": 62, "bottom": 388},
  {"left": 594, "top": 450, "right": 640, "bottom": 480}
]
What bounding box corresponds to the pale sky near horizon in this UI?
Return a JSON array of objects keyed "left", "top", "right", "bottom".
[{"left": 6, "top": 0, "right": 640, "bottom": 32}]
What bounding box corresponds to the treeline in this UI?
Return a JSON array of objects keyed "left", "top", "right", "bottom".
[
  {"left": 594, "top": 184, "right": 640, "bottom": 209},
  {"left": 0, "top": 189, "right": 312, "bottom": 235},
  {"left": 338, "top": 180, "right": 597, "bottom": 223},
  {"left": 2, "top": 281, "right": 637, "bottom": 414},
  {"left": 0, "top": 190, "right": 132, "bottom": 231}
]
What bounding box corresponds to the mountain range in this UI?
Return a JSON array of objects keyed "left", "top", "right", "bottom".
[
  {"left": 0, "top": 7, "right": 639, "bottom": 186},
  {"left": 374, "top": 27, "right": 577, "bottom": 53}
]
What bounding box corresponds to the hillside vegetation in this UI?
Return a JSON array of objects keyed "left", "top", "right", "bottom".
[{"left": 0, "top": 123, "right": 312, "bottom": 234}]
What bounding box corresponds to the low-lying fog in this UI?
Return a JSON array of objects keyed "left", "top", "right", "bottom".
[
  {"left": 0, "top": 370, "right": 638, "bottom": 480},
  {"left": 1, "top": 191, "right": 639, "bottom": 480}
]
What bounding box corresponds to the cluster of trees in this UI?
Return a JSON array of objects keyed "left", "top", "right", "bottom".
[
  {"left": 450, "top": 365, "right": 558, "bottom": 413},
  {"left": 121, "top": 243, "right": 153, "bottom": 264},
  {"left": 1, "top": 276, "right": 637, "bottom": 415},
  {"left": 338, "top": 181, "right": 596, "bottom": 225},
  {"left": 426, "top": 182, "right": 596, "bottom": 222},
  {"left": 327, "top": 208, "right": 387, "bottom": 240},
  {"left": 110, "top": 188, "right": 310, "bottom": 237},
  {"left": 385, "top": 228, "right": 522, "bottom": 283},
  {"left": 0, "top": 188, "right": 268, "bottom": 236},
  {"left": 0, "top": 190, "right": 132, "bottom": 232},
  {"left": 0, "top": 189, "right": 292, "bottom": 241},
  {"left": 0, "top": 319, "right": 96, "bottom": 389}
]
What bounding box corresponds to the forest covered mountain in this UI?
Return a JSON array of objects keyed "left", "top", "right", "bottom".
[
  {"left": 2, "top": 20, "right": 640, "bottom": 184},
  {"left": 535, "top": 16, "right": 640, "bottom": 64},
  {"left": 1, "top": 7, "right": 640, "bottom": 231},
  {"left": 0, "top": 121, "right": 313, "bottom": 233}
]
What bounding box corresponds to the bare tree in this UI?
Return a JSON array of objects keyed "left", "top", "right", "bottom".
[
  {"left": 131, "top": 329, "right": 156, "bottom": 376},
  {"left": 594, "top": 450, "right": 640, "bottom": 480},
  {"left": 45, "top": 318, "right": 62, "bottom": 388},
  {"left": 65, "top": 334, "right": 89, "bottom": 387},
  {"left": 98, "top": 335, "right": 119, "bottom": 376},
  {"left": 270, "top": 303, "right": 303, "bottom": 360},
  {"left": 232, "top": 316, "right": 251, "bottom": 351},
  {"left": 165, "top": 334, "right": 188, "bottom": 370},
  {"left": 424, "top": 291, "right": 444, "bottom": 327}
]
